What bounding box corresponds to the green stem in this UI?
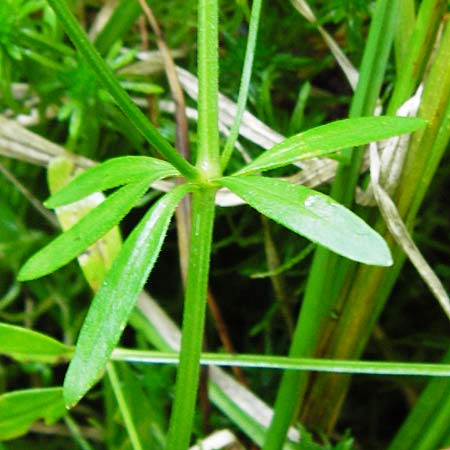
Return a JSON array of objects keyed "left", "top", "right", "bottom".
[
  {"left": 110, "top": 349, "right": 450, "bottom": 377},
  {"left": 220, "top": 0, "right": 263, "bottom": 171},
  {"left": 196, "top": 0, "right": 221, "bottom": 177},
  {"left": 106, "top": 363, "right": 144, "bottom": 450},
  {"left": 46, "top": 0, "right": 198, "bottom": 180},
  {"left": 166, "top": 188, "right": 216, "bottom": 450}
]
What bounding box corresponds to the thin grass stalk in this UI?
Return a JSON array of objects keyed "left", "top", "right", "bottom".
[
  {"left": 262, "top": 1, "right": 398, "bottom": 447},
  {"left": 388, "top": 350, "right": 450, "bottom": 450},
  {"left": 299, "top": 21, "right": 450, "bottom": 432},
  {"left": 106, "top": 363, "right": 144, "bottom": 450},
  {"left": 220, "top": 0, "right": 262, "bottom": 171},
  {"left": 166, "top": 188, "right": 216, "bottom": 449}
]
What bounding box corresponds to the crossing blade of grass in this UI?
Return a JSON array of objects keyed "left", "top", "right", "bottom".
[
  {"left": 237, "top": 116, "right": 425, "bottom": 175},
  {"left": 45, "top": 156, "right": 178, "bottom": 208},
  {"left": 18, "top": 179, "right": 152, "bottom": 281},
  {"left": 63, "top": 184, "right": 191, "bottom": 407},
  {"left": 217, "top": 176, "right": 392, "bottom": 266}
]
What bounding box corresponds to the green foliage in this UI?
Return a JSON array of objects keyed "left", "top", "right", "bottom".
[
  {"left": 0, "top": 388, "right": 66, "bottom": 441},
  {"left": 64, "top": 184, "right": 191, "bottom": 407},
  {"left": 1, "top": 0, "right": 449, "bottom": 449},
  {"left": 217, "top": 175, "right": 392, "bottom": 265},
  {"left": 0, "top": 323, "right": 71, "bottom": 363}
]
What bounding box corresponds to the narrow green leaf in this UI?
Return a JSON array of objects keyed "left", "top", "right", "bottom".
[
  {"left": 0, "top": 388, "right": 66, "bottom": 440},
  {"left": 18, "top": 179, "right": 151, "bottom": 281},
  {"left": 63, "top": 184, "right": 191, "bottom": 407},
  {"left": 0, "top": 324, "right": 72, "bottom": 363},
  {"left": 217, "top": 176, "right": 392, "bottom": 266},
  {"left": 46, "top": 156, "right": 178, "bottom": 208},
  {"left": 237, "top": 116, "right": 426, "bottom": 174}
]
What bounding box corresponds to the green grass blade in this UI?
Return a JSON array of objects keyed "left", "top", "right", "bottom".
[
  {"left": 93, "top": 0, "right": 142, "bottom": 55},
  {"left": 63, "top": 184, "right": 191, "bottom": 407},
  {"left": 388, "top": 350, "right": 450, "bottom": 450},
  {"left": 112, "top": 349, "right": 450, "bottom": 377},
  {"left": 220, "top": 0, "right": 263, "bottom": 171},
  {"left": 0, "top": 323, "right": 72, "bottom": 363},
  {"left": 388, "top": 0, "right": 447, "bottom": 114},
  {"left": 0, "top": 388, "right": 66, "bottom": 441},
  {"left": 237, "top": 116, "right": 425, "bottom": 174},
  {"left": 217, "top": 176, "right": 392, "bottom": 266},
  {"left": 107, "top": 363, "right": 144, "bottom": 450},
  {"left": 45, "top": 156, "right": 178, "bottom": 208},
  {"left": 18, "top": 179, "right": 152, "bottom": 281},
  {"left": 46, "top": 0, "right": 198, "bottom": 180}
]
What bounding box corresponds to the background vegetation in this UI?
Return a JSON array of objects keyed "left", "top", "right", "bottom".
[{"left": 0, "top": 0, "right": 449, "bottom": 449}]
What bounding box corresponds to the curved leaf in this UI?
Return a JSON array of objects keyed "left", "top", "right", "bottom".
[
  {"left": 45, "top": 156, "right": 178, "bottom": 208},
  {"left": 18, "top": 179, "right": 151, "bottom": 281},
  {"left": 0, "top": 388, "right": 66, "bottom": 440},
  {"left": 0, "top": 324, "right": 72, "bottom": 363},
  {"left": 63, "top": 183, "right": 192, "bottom": 407},
  {"left": 237, "top": 116, "right": 426, "bottom": 174},
  {"left": 217, "top": 176, "right": 392, "bottom": 266}
]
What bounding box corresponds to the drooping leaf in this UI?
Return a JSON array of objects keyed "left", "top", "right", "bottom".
[
  {"left": 237, "top": 116, "right": 426, "bottom": 174},
  {"left": 46, "top": 156, "right": 178, "bottom": 208},
  {"left": 63, "top": 184, "right": 192, "bottom": 407},
  {"left": 217, "top": 176, "right": 392, "bottom": 266},
  {"left": 0, "top": 324, "right": 72, "bottom": 363},
  {"left": 18, "top": 179, "right": 152, "bottom": 281},
  {"left": 0, "top": 388, "right": 66, "bottom": 440}
]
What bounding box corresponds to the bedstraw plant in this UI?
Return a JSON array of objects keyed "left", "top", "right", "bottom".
[{"left": 1, "top": 0, "right": 448, "bottom": 449}]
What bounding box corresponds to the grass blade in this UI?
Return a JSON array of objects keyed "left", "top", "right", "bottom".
[{"left": 63, "top": 184, "right": 191, "bottom": 407}]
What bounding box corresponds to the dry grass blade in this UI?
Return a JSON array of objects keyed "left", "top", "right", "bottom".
[{"left": 369, "top": 142, "right": 450, "bottom": 320}]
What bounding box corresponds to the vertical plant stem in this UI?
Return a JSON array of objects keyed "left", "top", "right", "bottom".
[
  {"left": 388, "top": 0, "right": 447, "bottom": 115},
  {"left": 220, "top": 0, "right": 263, "bottom": 171},
  {"left": 196, "top": 0, "right": 220, "bottom": 177},
  {"left": 106, "top": 363, "right": 144, "bottom": 450},
  {"left": 166, "top": 188, "right": 216, "bottom": 450},
  {"left": 394, "top": 0, "right": 415, "bottom": 69}
]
